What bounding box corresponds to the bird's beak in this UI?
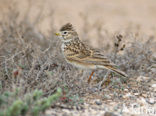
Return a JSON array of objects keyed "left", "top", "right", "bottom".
[{"left": 55, "top": 32, "right": 61, "bottom": 36}]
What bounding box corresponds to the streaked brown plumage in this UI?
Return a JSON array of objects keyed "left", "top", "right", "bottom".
[{"left": 55, "top": 23, "right": 128, "bottom": 82}]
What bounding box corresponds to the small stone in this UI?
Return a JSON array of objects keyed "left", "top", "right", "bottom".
[
  {"left": 95, "top": 99, "right": 102, "bottom": 105},
  {"left": 137, "top": 97, "right": 146, "bottom": 105},
  {"left": 142, "top": 94, "right": 147, "bottom": 98},
  {"left": 151, "top": 84, "right": 156, "bottom": 92},
  {"left": 75, "top": 105, "right": 83, "bottom": 110},
  {"left": 136, "top": 76, "right": 149, "bottom": 82},
  {"left": 146, "top": 98, "right": 155, "bottom": 105},
  {"left": 124, "top": 89, "right": 129, "bottom": 92},
  {"left": 151, "top": 84, "right": 156, "bottom": 88},
  {"left": 152, "top": 53, "right": 156, "bottom": 61},
  {"left": 134, "top": 93, "right": 140, "bottom": 96},
  {"left": 123, "top": 93, "right": 132, "bottom": 98},
  {"left": 104, "top": 112, "right": 118, "bottom": 116}
]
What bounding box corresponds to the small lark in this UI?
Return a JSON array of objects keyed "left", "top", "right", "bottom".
[{"left": 55, "top": 23, "right": 127, "bottom": 83}]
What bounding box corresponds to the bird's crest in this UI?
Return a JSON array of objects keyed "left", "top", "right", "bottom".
[{"left": 60, "top": 23, "right": 74, "bottom": 31}]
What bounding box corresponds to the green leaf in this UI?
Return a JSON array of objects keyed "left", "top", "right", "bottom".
[{"left": 7, "top": 99, "right": 24, "bottom": 116}]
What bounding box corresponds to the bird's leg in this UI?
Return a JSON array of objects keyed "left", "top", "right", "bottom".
[
  {"left": 88, "top": 71, "right": 95, "bottom": 83},
  {"left": 98, "top": 71, "right": 110, "bottom": 90}
]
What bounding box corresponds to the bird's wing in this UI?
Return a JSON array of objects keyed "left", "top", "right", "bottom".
[
  {"left": 85, "top": 47, "right": 116, "bottom": 66},
  {"left": 67, "top": 46, "right": 91, "bottom": 60},
  {"left": 66, "top": 41, "right": 116, "bottom": 66},
  {"left": 65, "top": 39, "right": 91, "bottom": 59}
]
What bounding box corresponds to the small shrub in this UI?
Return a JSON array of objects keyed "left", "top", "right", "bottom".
[{"left": 0, "top": 88, "right": 62, "bottom": 116}]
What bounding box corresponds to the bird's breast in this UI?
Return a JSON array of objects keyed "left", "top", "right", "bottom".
[{"left": 61, "top": 43, "right": 65, "bottom": 52}]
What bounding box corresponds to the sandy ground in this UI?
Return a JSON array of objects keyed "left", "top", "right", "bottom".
[
  {"left": 1, "top": 0, "right": 156, "bottom": 48},
  {"left": 1, "top": 0, "right": 156, "bottom": 33},
  {"left": 45, "top": 76, "right": 156, "bottom": 116}
]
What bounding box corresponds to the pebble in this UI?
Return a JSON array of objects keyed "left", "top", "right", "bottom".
[
  {"left": 136, "top": 76, "right": 149, "bottom": 82},
  {"left": 137, "top": 97, "right": 146, "bottom": 106},
  {"left": 104, "top": 112, "right": 118, "bottom": 116},
  {"left": 146, "top": 98, "right": 155, "bottom": 105},
  {"left": 142, "top": 94, "right": 147, "bottom": 98},
  {"left": 95, "top": 99, "right": 102, "bottom": 105},
  {"left": 134, "top": 93, "right": 140, "bottom": 96},
  {"left": 151, "top": 84, "right": 156, "bottom": 88},
  {"left": 123, "top": 93, "right": 132, "bottom": 98},
  {"left": 124, "top": 89, "right": 129, "bottom": 92},
  {"left": 151, "top": 84, "right": 156, "bottom": 92},
  {"left": 153, "top": 53, "right": 156, "bottom": 60}
]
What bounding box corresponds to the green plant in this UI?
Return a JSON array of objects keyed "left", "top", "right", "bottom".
[{"left": 0, "top": 88, "right": 62, "bottom": 116}]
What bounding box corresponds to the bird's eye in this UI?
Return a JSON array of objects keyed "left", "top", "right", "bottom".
[{"left": 63, "top": 32, "right": 67, "bottom": 34}]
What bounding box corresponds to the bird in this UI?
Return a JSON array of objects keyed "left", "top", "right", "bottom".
[{"left": 55, "top": 23, "right": 128, "bottom": 83}]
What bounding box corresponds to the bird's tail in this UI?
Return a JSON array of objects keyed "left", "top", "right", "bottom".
[
  {"left": 98, "top": 65, "right": 128, "bottom": 77},
  {"left": 108, "top": 66, "right": 128, "bottom": 77}
]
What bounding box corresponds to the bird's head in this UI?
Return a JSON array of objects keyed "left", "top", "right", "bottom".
[{"left": 55, "top": 23, "right": 78, "bottom": 42}]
